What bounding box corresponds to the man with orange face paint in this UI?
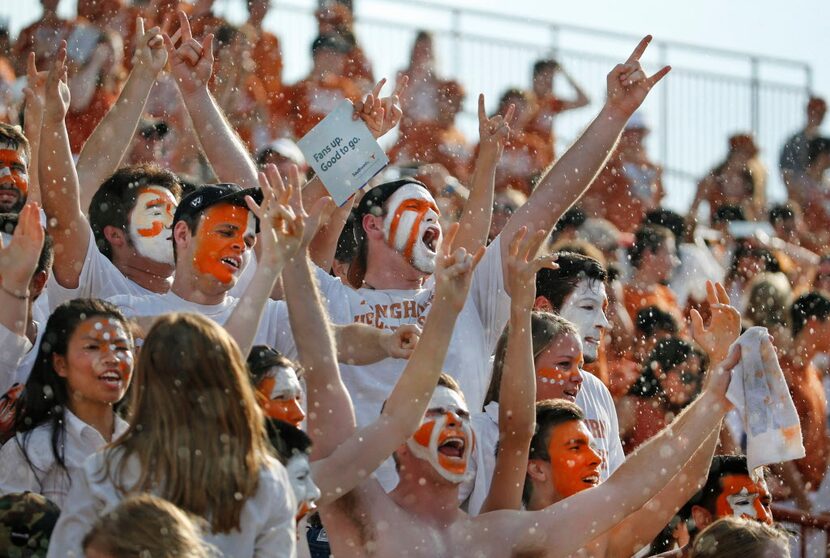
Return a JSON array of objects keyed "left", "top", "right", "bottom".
[
  {"left": 652, "top": 455, "right": 774, "bottom": 557},
  {"left": 247, "top": 345, "right": 305, "bottom": 428},
  {"left": 0, "top": 125, "right": 31, "bottom": 214}
]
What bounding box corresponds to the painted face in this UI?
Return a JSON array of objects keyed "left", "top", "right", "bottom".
[
  {"left": 256, "top": 366, "right": 305, "bottom": 427},
  {"left": 58, "top": 317, "right": 134, "bottom": 407},
  {"left": 715, "top": 474, "right": 773, "bottom": 525},
  {"left": 546, "top": 420, "right": 602, "bottom": 499},
  {"left": 558, "top": 279, "right": 610, "bottom": 363},
  {"left": 192, "top": 203, "right": 256, "bottom": 284},
  {"left": 0, "top": 145, "right": 29, "bottom": 213},
  {"left": 534, "top": 332, "right": 584, "bottom": 402},
  {"left": 286, "top": 453, "right": 320, "bottom": 521},
  {"left": 658, "top": 355, "right": 702, "bottom": 407},
  {"left": 383, "top": 184, "right": 442, "bottom": 273},
  {"left": 407, "top": 385, "right": 475, "bottom": 483},
  {"left": 128, "top": 186, "right": 177, "bottom": 265}
]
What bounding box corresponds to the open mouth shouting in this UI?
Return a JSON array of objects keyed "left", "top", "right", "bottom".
[
  {"left": 437, "top": 436, "right": 466, "bottom": 460},
  {"left": 422, "top": 226, "right": 440, "bottom": 253},
  {"left": 581, "top": 471, "right": 601, "bottom": 487},
  {"left": 221, "top": 255, "right": 242, "bottom": 272},
  {"left": 98, "top": 369, "right": 126, "bottom": 390},
  {"left": 0, "top": 187, "right": 20, "bottom": 208}
]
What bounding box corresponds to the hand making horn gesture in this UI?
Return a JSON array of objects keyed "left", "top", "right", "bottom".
[
  {"left": 353, "top": 76, "right": 408, "bottom": 139},
  {"left": 605, "top": 35, "right": 671, "bottom": 118},
  {"left": 162, "top": 10, "right": 214, "bottom": 96},
  {"left": 478, "top": 93, "right": 514, "bottom": 158}
]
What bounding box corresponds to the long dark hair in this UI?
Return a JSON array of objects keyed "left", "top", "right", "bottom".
[{"left": 12, "top": 299, "right": 131, "bottom": 487}]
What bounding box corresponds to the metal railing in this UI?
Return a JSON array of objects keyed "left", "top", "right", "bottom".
[
  {"left": 2, "top": 0, "right": 812, "bottom": 212},
  {"left": 773, "top": 504, "right": 830, "bottom": 558}
]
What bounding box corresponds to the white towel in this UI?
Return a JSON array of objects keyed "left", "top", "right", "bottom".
[{"left": 726, "top": 326, "right": 805, "bottom": 478}]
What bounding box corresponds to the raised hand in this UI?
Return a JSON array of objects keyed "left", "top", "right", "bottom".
[
  {"left": 22, "top": 53, "right": 47, "bottom": 116},
  {"left": 353, "top": 76, "right": 407, "bottom": 139},
  {"left": 690, "top": 280, "right": 741, "bottom": 364},
  {"left": 433, "top": 223, "right": 485, "bottom": 312},
  {"left": 478, "top": 93, "right": 514, "bottom": 158},
  {"left": 162, "top": 10, "right": 214, "bottom": 96},
  {"left": 380, "top": 323, "right": 422, "bottom": 360},
  {"left": 0, "top": 202, "right": 45, "bottom": 298},
  {"left": 132, "top": 17, "right": 168, "bottom": 74},
  {"left": 43, "top": 41, "right": 70, "bottom": 120},
  {"left": 606, "top": 35, "right": 670, "bottom": 119},
  {"left": 505, "top": 226, "right": 558, "bottom": 311}
]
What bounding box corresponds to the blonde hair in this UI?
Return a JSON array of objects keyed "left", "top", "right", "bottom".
[
  {"left": 82, "top": 493, "right": 214, "bottom": 557},
  {"left": 690, "top": 517, "right": 790, "bottom": 558},
  {"left": 105, "top": 313, "right": 270, "bottom": 533}
]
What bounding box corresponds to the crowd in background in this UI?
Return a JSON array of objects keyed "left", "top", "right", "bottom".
[{"left": 1, "top": 1, "right": 829, "bottom": 557}]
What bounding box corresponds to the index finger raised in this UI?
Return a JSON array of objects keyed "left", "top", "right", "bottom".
[
  {"left": 626, "top": 35, "right": 652, "bottom": 64},
  {"left": 177, "top": 10, "right": 192, "bottom": 42},
  {"left": 478, "top": 93, "right": 486, "bottom": 122}
]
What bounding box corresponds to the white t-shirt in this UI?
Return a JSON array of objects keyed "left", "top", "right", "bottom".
[
  {"left": 47, "top": 223, "right": 254, "bottom": 311},
  {"left": 0, "top": 322, "right": 44, "bottom": 438},
  {"left": 0, "top": 410, "right": 128, "bottom": 509},
  {"left": 305, "top": 240, "right": 509, "bottom": 430},
  {"left": 47, "top": 450, "right": 296, "bottom": 558},
  {"left": 460, "top": 370, "right": 625, "bottom": 516},
  {"left": 106, "top": 291, "right": 294, "bottom": 356},
  {"left": 0, "top": 324, "right": 31, "bottom": 397}
]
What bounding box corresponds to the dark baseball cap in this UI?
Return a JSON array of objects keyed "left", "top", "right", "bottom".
[
  {"left": 173, "top": 183, "right": 264, "bottom": 230},
  {"left": 0, "top": 492, "right": 60, "bottom": 557}
]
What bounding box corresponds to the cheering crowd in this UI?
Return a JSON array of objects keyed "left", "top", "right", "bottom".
[{"left": 0, "top": 1, "right": 828, "bottom": 557}]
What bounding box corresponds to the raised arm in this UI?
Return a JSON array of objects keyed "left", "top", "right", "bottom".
[
  {"left": 558, "top": 66, "right": 591, "bottom": 111},
  {"left": 38, "top": 42, "right": 89, "bottom": 289},
  {"left": 224, "top": 164, "right": 308, "bottom": 357},
  {"left": 481, "top": 228, "right": 556, "bottom": 513},
  {"left": 163, "top": 11, "right": 258, "bottom": 190},
  {"left": 76, "top": 19, "right": 167, "bottom": 212},
  {"left": 312, "top": 225, "right": 484, "bottom": 504},
  {"left": 0, "top": 202, "right": 44, "bottom": 336},
  {"left": 499, "top": 36, "right": 670, "bottom": 267},
  {"left": 501, "top": 343, "right": 739, "bottom": 558},
  {"left": 22, "top": 54, "right": 47, "bottom": 205},
  {"left": 452, "top": 95, "right": 512, "bottom": 254}
]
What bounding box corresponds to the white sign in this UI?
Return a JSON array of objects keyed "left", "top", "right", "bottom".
[{"left": 297, "top": 100, "right": 389, "bottom": 206}]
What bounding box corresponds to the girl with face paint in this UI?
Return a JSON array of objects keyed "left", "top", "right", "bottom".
[{"left": 0, "top": 300, "right": 134, "bottom": 508}]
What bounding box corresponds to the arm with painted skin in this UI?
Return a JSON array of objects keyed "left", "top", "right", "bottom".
[
  {"left": 494, "top": 346, "right": 739, "bottom": 558},
  {"left": 312, "top": 226, "right": 483, "bottom": 504},
  {"left": 76, "top": 19, "right": 167, "bottom": 213},
  {"left": 480, "top": 229, "right": 556, "bottom": 513},
  {"left": 162, "top": 11, "right": 258, "bottom": 191},
  {"left": 38, "top": 41, "right": 90, "bottom": 290},
  {"left": 451, "top": 95, "right": 512, "bottom": 254},
  {"left": 499, "top": 36, "right": 670, "bottom": 283},
  {"left": 0, "top": 202, "right": 43, "bottom": 337}
]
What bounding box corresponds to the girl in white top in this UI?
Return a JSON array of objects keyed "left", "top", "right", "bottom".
[
  {"left": 0, "top": 298, "right": 134, "bottom": 508},
  {"left": 48, "top": 312, "right": 296, "bottom": 558}
]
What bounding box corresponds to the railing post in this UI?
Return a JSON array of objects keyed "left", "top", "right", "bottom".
[
  {"left": 750, "top": 57, "right": 760, "bottom": 135},
  {"left": 659, "top": 42, "right": 669, "bottom": 166},
  {"left": 451, "top": 8, "right": 462, "bottom": 77},
  {"left": 549, "top": 23, "right": 559, "bottom": 59}
]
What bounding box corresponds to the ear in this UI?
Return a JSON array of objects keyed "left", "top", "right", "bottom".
[
  {"left": 103, "top": 225, "right": 128, "bottom": 249},
  {"left": 29, "top": 270, "right": 48, "bottom": 299},
  {"left": 53, "top": 353, "right": 68, "bottom": 379},
  {"left": 363, "top": 213, "right": 385, "bottom": 241},
  {"left": 173, "top": 220, "right": 192, "bottom": 250},
  {"left": 526, "top": 459, "right": 549, "bottom": 484},
  {"left": 690, "top": 505, "right": 713, "bottom": 532},
  {"left": 533, "top": 296, "right": 553, "bottom": 312}
]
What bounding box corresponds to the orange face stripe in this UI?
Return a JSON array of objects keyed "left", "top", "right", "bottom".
[{"left": 387, "top": 198, "right": 440, "bottom": 260}]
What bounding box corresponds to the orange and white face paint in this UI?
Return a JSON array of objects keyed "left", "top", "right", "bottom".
[
  {"left": 407, "top": 385, "right": 474, "bottom": 483},
  {"left": 192, "top": 203, "right": 255, "bottom": 284},
  {"left": 715, "top": 474, "right": 773, "bottom": 525},
  {"left": 128, "top": 186, "right": 177, "bottom": 265},
  {"left": 64, "top": 317, "right": 134, "bottom": 406},
  {"left": 256, "top": 365, "right": 305, "bottom": 427},
  {"left": 286, "top": 453, "right": 320, "bottom": 521},
  {"left": 0, "top": 145, "right": 29, "bottom": 212},
  {"left": 383, "top": 184, "right": 442, "bottom": 273},
  {"left": 545, "top": 420, "right": 602, "bottom": 499}
]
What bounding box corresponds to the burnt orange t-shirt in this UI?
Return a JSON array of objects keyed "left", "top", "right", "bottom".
[
  {"left": 65, "top": 86, "right": 118, "bottom": 154},
  {"left": 780, "top": 356, "right": 828, "bottom": 490},
  {"left": 488, "top": 130, "right": 550, "bottom": 196},
  {"left": 525, "top": 94, "right": 565, "bottom": 160},
  {"left": 280, "top": 75, "right": 362, "bottom": 140},
  {"left": 390, "top": 123, "right": 471, "bottom": 182},
  {"left": 623, "top": 284, "right": 684, "bottom": 327}
]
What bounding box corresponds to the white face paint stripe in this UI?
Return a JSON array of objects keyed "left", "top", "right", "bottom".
[{"left": 269, "top": 366, "right": 302, "bottom": 400}]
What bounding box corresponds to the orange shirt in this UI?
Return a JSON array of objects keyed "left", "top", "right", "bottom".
[
  {"left": 280, "top": 75, "right": 362, "bottom": 140},
  {"left": 623, "top": 283, "right": 684, "bottom": 326},
  {"left": 390, "top": 123, "right": 471, "bottom": 182},
  {"left": 780, "top": 356, "right": 828, "bottom": 490},
  {"left": 65, "top": 86, "right": 118, "bottom": 154},
  {"left": 623, "top": 397, "right": 669, "bottom": 453},
  {"left": 489, "top": 130, "right": 550, "bottom": 196},
  {"left": 525, "top": 94, "right": 566, "bottom": 160},
  {"left": 13, "top": 18, "right": 72, "bottom": 73}
]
